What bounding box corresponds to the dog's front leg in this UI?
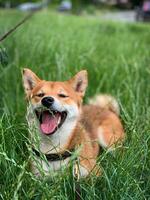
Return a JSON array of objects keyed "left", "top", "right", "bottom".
[{"left": 73, "top": 144, "right": 100, "bottom": 178}]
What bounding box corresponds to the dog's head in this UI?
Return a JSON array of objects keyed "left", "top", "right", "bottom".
[{"left": 22, "top": 68, "right": 88, "bottom": 136}]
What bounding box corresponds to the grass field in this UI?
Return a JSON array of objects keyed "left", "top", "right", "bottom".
[{"left": 0, "top": 10, "right": 150, "bottom": 200}]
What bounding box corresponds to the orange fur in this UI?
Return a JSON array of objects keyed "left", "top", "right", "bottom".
[{"left": 22, "top": 68, "right": 125, "bottom": 177}]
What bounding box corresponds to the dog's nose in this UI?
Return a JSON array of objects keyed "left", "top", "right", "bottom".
[{"left": 41, "top": 97, "right": 54, "bottom": 108}]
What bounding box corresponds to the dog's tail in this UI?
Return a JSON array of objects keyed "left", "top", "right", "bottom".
[{"left": 88, "top": 94, "right": 120, "bottom": 115}]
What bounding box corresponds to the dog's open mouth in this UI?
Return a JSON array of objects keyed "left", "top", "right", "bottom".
[{"left": 35, "top": 110, "right": 67, "bottom": 135}]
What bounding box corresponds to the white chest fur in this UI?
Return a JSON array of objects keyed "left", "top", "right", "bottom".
[{"left": 32, "top": 156, "right": 71, "bottom": 176}]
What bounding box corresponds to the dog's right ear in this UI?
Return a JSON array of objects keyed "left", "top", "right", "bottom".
[{"left": 22, "top": 68, "right": 41, "bottom": 96}]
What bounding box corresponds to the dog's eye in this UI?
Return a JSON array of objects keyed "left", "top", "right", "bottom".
[
  {"left": 36, "top": 93, "right": 45, "bottom": 98},
  {"left": 58, "top": 94, "right": 69, "bottom": 98}
]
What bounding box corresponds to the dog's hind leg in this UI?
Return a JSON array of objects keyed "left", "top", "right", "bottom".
[{"left": 97, "top": 124, "right": 124, "bottom": 151}]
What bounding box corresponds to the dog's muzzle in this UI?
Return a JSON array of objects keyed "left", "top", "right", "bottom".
[{"left": 35, "top": 96, "right": 67, "bottom": 136}]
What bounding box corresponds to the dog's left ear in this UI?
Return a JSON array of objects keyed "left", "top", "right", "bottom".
[
  {"left": 68, "top": 70, "right": 88, "bottom": 96},
  {"left": 22, "top": 68, "right": 41, "bottom": 96}
]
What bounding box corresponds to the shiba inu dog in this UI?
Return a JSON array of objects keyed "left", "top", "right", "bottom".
[{"left": 22, "top": 68, "right": 125, "bottom": 178}]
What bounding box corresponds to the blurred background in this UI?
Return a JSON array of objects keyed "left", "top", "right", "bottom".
[{"left": 0, "top": 0, "right": 150, "bottom": 22}]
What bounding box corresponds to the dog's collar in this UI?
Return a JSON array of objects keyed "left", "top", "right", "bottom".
[{"left": 32, "top": 148, "right": 74, "bottom": 162}]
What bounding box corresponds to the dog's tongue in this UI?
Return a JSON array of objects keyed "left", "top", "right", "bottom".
[{"left": 40, "top": 111, "right": 60, "bottom": 135}]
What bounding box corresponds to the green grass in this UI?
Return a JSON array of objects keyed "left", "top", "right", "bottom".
[{"left": 0, "top": 10, "right": 150, "bottom": 200}]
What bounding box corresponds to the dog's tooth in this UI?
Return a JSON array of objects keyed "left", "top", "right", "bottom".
[{"left": 58, "top": 116, "right": 61, "bottom": 124}]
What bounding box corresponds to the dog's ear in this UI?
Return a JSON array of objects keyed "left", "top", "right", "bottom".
[
  {"left": 68, "top": 70, "right": 88, "bottom": 96},
  {"left": 22, "top": 68, "right": 41, "bottom": 96}
]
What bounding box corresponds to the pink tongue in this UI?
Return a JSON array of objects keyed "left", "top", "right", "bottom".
[{"left": 40, "top": 112, "right": 60, "bottom": 135}]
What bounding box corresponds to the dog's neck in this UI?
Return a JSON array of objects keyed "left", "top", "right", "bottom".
[{"left": 39, "top": 117, "right": 78, "bottom": 154}]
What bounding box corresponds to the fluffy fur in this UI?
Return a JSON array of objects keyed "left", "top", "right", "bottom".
[{"left": 22, "top": 68, "right": 125, "bottom": 178}]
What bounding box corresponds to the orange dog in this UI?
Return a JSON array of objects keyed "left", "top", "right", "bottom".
[{"left": 22, "top": 68, "right": 124, "bottom": 177}]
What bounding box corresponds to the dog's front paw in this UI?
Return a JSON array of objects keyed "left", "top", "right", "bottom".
[{"left": 73, "top": 164, "right": 89, "bottom": 179}]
